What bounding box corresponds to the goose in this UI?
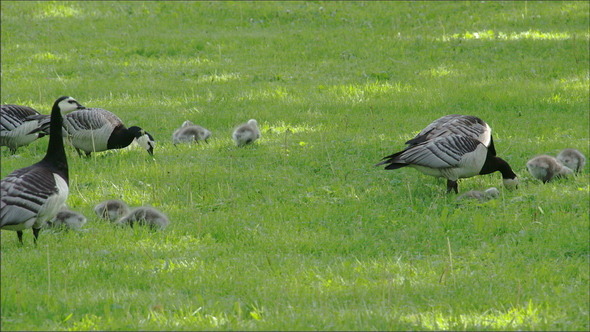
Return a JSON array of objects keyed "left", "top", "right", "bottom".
[
  {"left": 46, "top": 208, "right": 87, "bottom": 230},
  {"left": 526, "top": 155, "right": 573, "bottom": 183},
  {"left": 172, "top": 120, "right": 212, "bottom": 145},
  {"left": 376, "top": 115, "right": 518, "bottom": 193},
  {"left": 232, "top": 119, "right": 260, "bottom": 147},
  {"left": 556, "top": 148, "right": 586, "bottom": 173},
  {"left": 62, "top": 107, "right": 155, "bottom": 157},
  {"left": 457, "top": 187, "right": 500, "bottom": 202},
  {"left": 115, "top": 206, "right": 170, "bottom": 230},
  {"left": 1, "top": 104, "right": 50, "bottom": 153},
  {"left": 0, "top": 96, "right": 84, "bottom": 244},
  {"left": 94, "top": 199, "right": 130, "bottom": 222}
]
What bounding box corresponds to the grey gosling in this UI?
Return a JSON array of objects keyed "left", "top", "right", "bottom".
[
  {"left": 172, "top": 120, "right": 212, "bottom": 144},
  {"left": 526, "top": 155, "right": 573, "bottom": 183},
  {"left": 457, "top": 187, "right": 500, "bottom": 202},
  {"left": 116, "top": 206, "right": 170, "bottom": 230},
  {"left": 47, "top": 208, "right": 87, "bottom": 230},
  {"left": 556, "top": 148, "right": 586, "bottom": 173},
  {"left": 94, "top": 199, "right": 130, "bottom": 222},
  {"left": 232, "top": 119, "right": 260, "bottom": 147}
]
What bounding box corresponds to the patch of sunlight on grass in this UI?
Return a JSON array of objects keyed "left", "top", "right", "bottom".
[
  {"left": 237, "top": 87, "right": 297, "bottom": 102},
  {"left": 402, "top": 300, "right": 542, "bottom": 330},
  {"left": 542, "top": 93, "right": 579, "bottom": 105},
  {"left": 67, "top": 313, "right": 103, "bottom": 331},
  {"left": 559, "top": 76, "right": 590, "bottom": 92},
  {"left": 326, "top": 81, "right": 414, "bottom": 103},
  {"left": 196, "top": 72, "right": 241, "bottom": 83},
  {"left": 136, "top": 235, "right": 202, "bottom": 252},
  {"left": 440, "top": 30, "right": 574, "bottom": 42},
  {"left": 142, "top": 308, "right": 229, "bottom": 329},
  {"left": 35, "top": 2, "right": 80, "bottom": 18},
  {"left": 261, "top": 121, "right": 322, "bottom": 135},
  {"left": 419, "top": 65, "right": 457, "bottom": 78},
  {"left": 32, "top": 52, "right": 69, "bottom": 62}
]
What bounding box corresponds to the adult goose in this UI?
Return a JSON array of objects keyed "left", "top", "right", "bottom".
[
  {"left": 376, "top": 115, "right": 518, "bottom": 193},
  {"left": 172, "top": 120, "right": 212, "bottom": 145},
  {"left": 556, "top": 148, "right": 585, "bottom": 173},
  {"left": 232, "top": 119, "right": 260, "bottom": 147},
  {"left": 62, "top": 107, "right": 155, "bottom": 157},
  {"left": 1, "top": 96, "right": 84, "bottom": 244},
  {"left": 526, "top": 155, "right": 573, "bottom": 183},
  {"left": 1, "top": 104, "right": 49, "bottom": 153}
]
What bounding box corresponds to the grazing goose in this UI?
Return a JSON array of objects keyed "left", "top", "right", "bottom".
[
  {"left": 457, "top": 187, "right": 500, "bottom": 202},
  {"left": 115, "top": 206, "right": 170, "bottom": 230},
  {"left": 556, "top": 148, "right": 586, "bottom": 173},
  {"left": 526, "top": 155, "right": 573, "bottom": 183},
  {"left": 94, "top": 199, "right": 130, "bottom": 222},
  {"left": 172, "top": 120, "right": 212, "bottom": 145},
  {"left": 232, "top": 119, "right": 260, "bottom": 147},
  {"left": 376, "top": 115, "right": 518, "bottom": 193},
  {"left": 0, "top": 96, "right": 84, "bottom": 244},
  {"left": 1, "top": 104, "right": 49, "bottom": 153},
  {"left": 62, "top": 107, "right": 155, "bottom": 157},
  {"left": 46, "top": 208, "right": 87, "bottom": 230}
]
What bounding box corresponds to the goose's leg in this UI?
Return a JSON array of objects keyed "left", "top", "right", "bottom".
[
  {"left": 32, "top": 227, "right": 41, "bottom": 244},
  {"left": 17, "top": 231, "right": 24, "bottom": 244},
  {"left": 446, "top": 180, "right": 458, "bottom": 194}
]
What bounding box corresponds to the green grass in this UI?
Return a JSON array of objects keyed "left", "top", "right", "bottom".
[{"left": 1, "top": 1, "right": 589, "bottom": 330}]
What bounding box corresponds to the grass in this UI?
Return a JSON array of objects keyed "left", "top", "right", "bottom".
[{"left": 1, "top": 1, "right": 589, "bottom": 330}]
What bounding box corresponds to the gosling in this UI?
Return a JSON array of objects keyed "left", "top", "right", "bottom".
[
  {"left": 94, "top": 199, "right": 130, "bottom": 222},
  {"left": 526, "top": 155, "right": 573, "bottom": 183},
  {"left": 232, "top": 119, "right": 260, "bottom": 147},
  {"left": 116, "top": 206, "right": 170, "bottom": 230},
  {"left": 172, "top": 120, "right": 212, "bottom": 145},
  {"left": 47, "top": 208, "right": 87, "bottom": 230},
  {"left": 457, "top": 187, "right": 500, "bottom": 202},
  {"left": 556, "top": 148, "right": 586, "bottom": 173}
]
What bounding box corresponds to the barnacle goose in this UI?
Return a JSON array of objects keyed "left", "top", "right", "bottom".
[
  {"left": 526, "top": 155, "right": 573, "bottom": 183},
  {"left": 1, "top": 104, "right": 49, "bottom": 153},
  {"left": 115, "top": 206, "right": 170, "bottom": 230},
  {"left": 376, "top": 115, "right": 518, "bottom": 193},
  {"left": 232, "top": 119, "right": 260, "bottom": 147},
  {"left": 457, "top": 187, "right": 500, "bottom": 202},
  {"left": 94, "top": 199, "right": 130, "bottom": 222},
  {"left": 62, "top": 107, "right": 155, "bottom": 157},
  {"left": 556, "top": 148, "right": 586, "bottom": 173},
  {"left": 172, "top": 120, "right": 212, "bottom": 145},
  {"left": 0, "top": 96, "right": 84, "bottom": 244}
]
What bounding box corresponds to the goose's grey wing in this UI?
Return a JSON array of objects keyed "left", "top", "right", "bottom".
[
  {"left": 64, "top": 108, "right": 122, "bottom": 131},
  {"left": 1, "top": 105, "right": 40, "bottom": 131},
  {"left": 0, "top": 165, "right": 59, "bottom": 227},
  {"left": 398, "top": 135, "right": 483, "bottom": 168},
  {"left": 406, "top": 115, "right": 491, "bottom": 146}
]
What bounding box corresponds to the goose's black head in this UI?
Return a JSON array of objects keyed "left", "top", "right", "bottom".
[
  {"left": 128, "top": 126, "right": 155, "bottom": 155},
  {"left": 54, "top": 96, "right": 85, "bottom": 114}
]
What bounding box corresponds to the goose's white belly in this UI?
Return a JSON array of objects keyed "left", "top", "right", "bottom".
[
  {"left": 35, "top": 174, "right": 69, "bottom": 228},
  {"left": 412, "top": 145, "right": 487, "bottom": 181},
  {"left": 68, "top": 126, "right": 112, "bottom": 152}
]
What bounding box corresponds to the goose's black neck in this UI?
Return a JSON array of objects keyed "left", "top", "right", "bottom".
[
  {"left": 480, "top": 155, "right": 516, "bottom": 179},
  {"left": 42, "top": 101, "right": 68, "bottom": 182},
  {"left": 107, "top": 125, "right": 136, "bottom": 149}
]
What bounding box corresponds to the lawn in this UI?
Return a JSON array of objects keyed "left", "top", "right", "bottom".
[{"left": 1, "top": 1, "right": 589, "bottom": 331}]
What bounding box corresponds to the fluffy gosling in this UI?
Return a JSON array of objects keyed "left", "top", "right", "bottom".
[
  {"left": 556, "top": 148, "right": 586, "bottom": 173},
  {"left": 172, "top": 120, "right": 212, "bottom": 144},
  {"left": 94, "top": 199, "right": 130, "bottom": 222},
  {"left": 457, "top": 187, "right": 500, "bottom": 202},
  {"left": 526, "top": 155, "right": 573, "bottom": 183},
  {"left": 116, "top": 206, "right": 170, "bottom": 230},
  {"left": 232, "top": 119, "right": 260, "bottom": 147},
  {"left": 47, "top": 208, "right": 87, "bottom": 230}
]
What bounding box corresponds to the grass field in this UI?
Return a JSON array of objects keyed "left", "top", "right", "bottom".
[{"left": 1, "top": 1, "right": 589, "bottom": 330}]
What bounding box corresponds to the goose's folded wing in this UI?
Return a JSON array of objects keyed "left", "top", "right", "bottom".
[
  {"left": 400, "top": 135, "right": 483, "bottom": 168},
  {"left": 406, "top": 115, "right": 490, "bottom": 146}
]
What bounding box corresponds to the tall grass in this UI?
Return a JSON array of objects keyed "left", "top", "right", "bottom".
[{"left": 1, "top": 1, "right": 589, "bottom": 330}]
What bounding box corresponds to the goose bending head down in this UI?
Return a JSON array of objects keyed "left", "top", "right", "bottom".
[
  {"left": 1, "top": 96, "right": 84, "bottom": 244},
  {"left": 1, "top": 104, "right": 49, "bottom": 153},
  {"left": 172, "top": 120, "right": 212, "bottom": 145},
  {"left": 376, "top": 115, "right": 518, "bottom": 193},
  {"left": 94, "top": 199, "right": 130, "bottom": 222},
  {"left": 232, "top": 119, "right": 260, "bottom": 147},
  {"left": 115, "top": 206, "right": 170, "bottom": 230},
  {"left": 62, "top": 107, "right": 155, "bottom": 157}
]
